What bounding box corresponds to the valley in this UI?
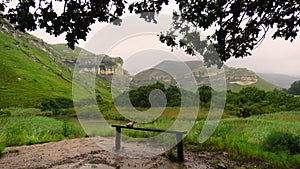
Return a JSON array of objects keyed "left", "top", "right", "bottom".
[{"left": 0, "top": 18, "right": 300, "bottom": 169}]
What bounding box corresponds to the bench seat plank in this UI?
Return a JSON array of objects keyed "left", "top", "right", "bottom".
[{"left": 111, "top": 124, "right": 187, "bottom": 134}]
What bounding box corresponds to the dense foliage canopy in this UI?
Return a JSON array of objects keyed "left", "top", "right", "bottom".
[
  {"left": 115, "top": 82, "right": 300, "bottom": 117},
  {"left": 1, "top": 0, "right": 299, "bottom": 65},
  {"left": 287, "top": 80, "right": 300, "bottom": 95}
]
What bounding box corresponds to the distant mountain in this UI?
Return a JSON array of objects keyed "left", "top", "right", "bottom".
[
  {"left": 257, "top": 73, "right": 299, "bottom": 89},
  {"left": 131, "top": 60, "right": 279, "bottom": 91},
  {"left": 0, "top": 19, "right": 112, "bottom": 108}
]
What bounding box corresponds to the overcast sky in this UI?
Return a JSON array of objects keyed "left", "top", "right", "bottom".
[{"left": 29, "top": 2, "right": 300, "bottom": 77}]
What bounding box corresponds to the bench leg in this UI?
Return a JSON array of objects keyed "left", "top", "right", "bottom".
[
  {"left": 176, "top": 133, "right": 184, "bottom": 162},
  {"left": 116, "top": 127, "right": 121, "bottom": 151}
]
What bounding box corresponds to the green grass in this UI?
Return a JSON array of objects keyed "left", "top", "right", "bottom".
[
  {"left": 183, "top": 111, "right": 300, "bottom": 168},
  {"left": 0, "top": 116, "right": 86, "bottom": 146},
  {"left": 0, "top": 30, "right": 72, "bottom": 108},
  {"left": 51, "top": 44, "right": 113, "bottom": 101},
  {"left": 254, "top": 111, "right": 300, "bottom": 122},
  {"left": 0, "top": 26, "right": 112, "bottom": 108},
  {"left": 0, "top": 105, "right": 299, "bottom": 168},
  {"left": 103, "top": 111, "right": 299, "bottom": 167},
  {"left": 51, "top": 44, "right": 94, "bottom": 59},
  {"left": 81, "top": 109, "right": 300, "bottom": 168}
]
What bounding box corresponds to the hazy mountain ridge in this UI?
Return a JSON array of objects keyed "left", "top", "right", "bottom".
[
  {"left": 257, "top": 73, "right": 299, "bottom": 88},
  {"left": 132, "top": 60, "right": 279, "bottom": 91}
]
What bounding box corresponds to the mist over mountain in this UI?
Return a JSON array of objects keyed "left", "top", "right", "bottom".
[{"left": 257, "top": 73, "right": 300, "bottom": 89}]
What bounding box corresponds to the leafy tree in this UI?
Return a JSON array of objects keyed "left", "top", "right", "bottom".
[
  {"left": 166, "top": 85, "right": 181, "bottom": 107},
  {"left": 238, "top": 87, "right": 266, "bottom": 104},
  {"left": 266, "top": 89, "right": 293, "bottom": 107},
  {"left": 114, "top": 82, "right": 198, "bottom": 108},
  {"left": 1, "top": 0, "right": 299, "bottom": 65},
  {"left": 288, "top": 80, "right": 300, "bottom": 95},
  {"left": 225, "top": 87, "right": 300, "bottom": 117},
  {"left": 127, "top": 82, "right": 166, "bottom": 108},
  {"left": 224, "top": 90, "right": 240, "bottom": 113},
  {"left": 225, "top": 90, "right": 239, "bottom": 105},
  {"left": 237, "top": 104, "right": 262, "bottom": 117},
  {"left": 198, "top": 85, "right": 213, "bottom": 104}
]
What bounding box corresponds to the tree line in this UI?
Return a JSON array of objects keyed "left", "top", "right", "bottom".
[
  {"left": 114, "top": 81, "right": 300, "bottom": 117},
  {"left": 285, "top": 80, "right": 300, "bottom": 95}
]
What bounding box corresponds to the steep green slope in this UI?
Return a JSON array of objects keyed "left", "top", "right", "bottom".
[
  {"left": 51, "top": 44, "right": 94, "bottom": 59},
  {"left": 50, "top": 44, "right": 112, "bottom": 101},
  {"left": 0, "top": 30, "right": 72, "bottom": 108},
  {"left": 0, "top": 23, "right": 112, "bottom": 108}
]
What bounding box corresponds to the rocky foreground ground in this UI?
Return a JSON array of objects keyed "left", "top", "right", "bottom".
[{"left": 0, "top": 137, "right": 268, "bottom": 169}]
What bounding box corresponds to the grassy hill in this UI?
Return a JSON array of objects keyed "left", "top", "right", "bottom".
[
  {"left": 0, "top": 21, "right": 112, "bottom": 108},
  {"left": 51, "top": 44, "right": 94, "bottom": 59}
]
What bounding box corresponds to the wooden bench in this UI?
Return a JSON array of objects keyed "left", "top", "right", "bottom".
[{"left": 111, "top": 124, "right": 187, "bottom": 162}]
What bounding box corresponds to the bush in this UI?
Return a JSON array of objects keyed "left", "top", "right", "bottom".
[
  {"left": 262, "top": 131, "right": 300, "bottom": 155},
  {"left": 38, "top": 98, "right": 74, "bottom": 111},
  {"left": 237, "top": 106, "right": 251, "bottom": 118},
  {"left": 0, "top": 109, "right": 11, "bottom": 117}
]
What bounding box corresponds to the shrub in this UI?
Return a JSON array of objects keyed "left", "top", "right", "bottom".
[
  {"left": 237, "top": 106, "right": 251, "bottom": 118},
  {"left": 39, "top": 98, "right": 58, "bottom": 111},
  {"left": 39, "top": 98, "right": 74, "bottom": 111},
  {"left": 0, "top": 109, "right": 11, "bottom": 117},
  {"left": 262, "top": 131, "right": 300, "bottom": 155}
]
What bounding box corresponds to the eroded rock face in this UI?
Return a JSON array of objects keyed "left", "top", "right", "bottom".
[
  {"left": 97, "top": 56, "right": 124, "bottom": 81},
  {"left": 225, "top": 68, "right": 258, "bottom": 86},
  {"left": 130, "top": 63, "right": 259, "bottom": 88}
]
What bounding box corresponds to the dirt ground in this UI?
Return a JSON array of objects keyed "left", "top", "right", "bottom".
[{"left": 0, "top": 137, "right": 267, "bottom": 169}]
